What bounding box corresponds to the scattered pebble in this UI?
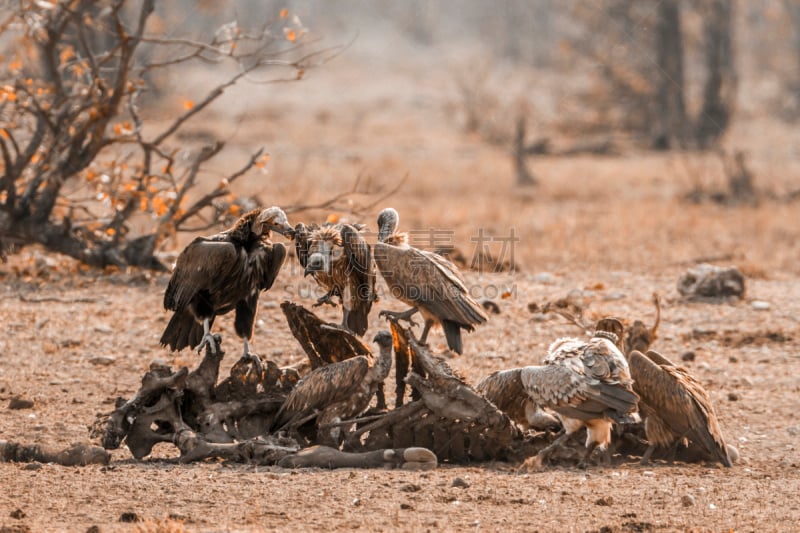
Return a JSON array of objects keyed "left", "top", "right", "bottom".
[
  {"left": 352, "top": 498, "right": 360, "bottom": 507},
  {"left": 23, "top": 463, "right": 42, "bottom": 471},
  {"left": 681, "top": 351, "right": 696, "bottom": 362},
  {"left": 89, "top": 356, "right": 116, "bottom": 366},
  {"left": 119, "top": 512, "right": 140, "bottom": 523},
  {"left": 8, "top": 397, "right": 34, "bottom": 410},
  {"left": 726, "top": 445, "right": 740, "bottom": 463},
  {"left": 728, "top": 392, "right": 740, "bottom": 401},
  {"left": 751, "top": 300, "right": 770, "bottom": 311},
  {"left": 595, "top": 496, "right": 614, "bottom": 506},
  {"left": 400, "top": 483, "right": 421, "bottom": 493},
  {"left": 728, "top": 356, "right": 738, "bottom": 363},
  {"left": 400, "top": 503, "right": 414, "bottom": 510},
  {"left": 532, "top": 272, "right": 555, "bottom": 284},
  {"left": 93, "top": 324, "right": 113, "bottom": 334},
  {"left": 787, "top": 427, "right": 800, "bottom": 437},
  {"left": 602, "top": 292, "right": 626, "bottom": 301},
  {"left": 10, "top": 508, "right": 26, "bottom": 519},
  {"left": 451, "top": 477, "right": 470, "bottom": 489},
  {"left": 681, "top": 495, "right": 695, "bottom": 507},
  {"left": 86, "top": 525, "right": 101, "bottom": 533}
]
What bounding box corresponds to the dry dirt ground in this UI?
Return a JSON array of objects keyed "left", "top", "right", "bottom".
[{"left": 2, "top": 50, "right": 800, "bottom": 531}]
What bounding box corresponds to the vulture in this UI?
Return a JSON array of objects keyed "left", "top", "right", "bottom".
[
  {"left": 293, "top": 221, "right": 376, "bottom": 336},
  {"left": 373, "top": 207, "right": 488, "bottom": 354},
  {"left": 628, "top": 349, "right": 731, "bottom": 467},
  {"left": 476, "top": 369, "right": 560, "bottom": 432},
  {"left": 160, "top": 206, "right": 292, "bottom": 367},
  {"left": 272, "top": 330, "right": 394, "bottom": 446},
  {"left": 521, "top": 321, "right": 639, "bottom": 468}
]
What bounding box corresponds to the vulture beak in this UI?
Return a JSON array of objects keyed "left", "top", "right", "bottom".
[{"left": 305, "top": 253, "right": 326, "bottom": 276}]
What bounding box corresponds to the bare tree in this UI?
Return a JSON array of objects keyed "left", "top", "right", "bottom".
[
  {"left": 696, "top": 0, "right": 737, "bottom": 148},
  {"left": 0, "top": 0, "right": 331, "bottom": 268},
  {"left": 653, "top": 0, "right": 687, "bottom": 150}
]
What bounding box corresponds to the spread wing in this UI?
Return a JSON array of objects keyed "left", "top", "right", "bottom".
[
  {"left": 630, "top": 350, "right": 730, "bottom": 466},
  {"left": 521, "top": 358, "right": 638, "bottom": 423},
  {"left": 163, "top": 237, "right": 240, "bottom": 311},
  {"left": 273, "top": 356, "right": 370, "bottom": 430},
  {"left": 340, "top": 224, "right": 376, "bottom": 336},
  {"left": 374, "top": 242, "right": 488, "bottom": 328}
]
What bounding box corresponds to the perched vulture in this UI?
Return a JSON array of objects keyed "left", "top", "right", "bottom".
[
  {"left": 373, "top": 207, "right": 488, "bottom": 354},
  {"left": 476, "top": 369, "right": 560, "bottom": 432},
  {"left": 521, "top": 322, "right": 639, "bottom": 467},
  {"left": 160, "top": 207, "right": 292, "bottom": 366},
  {"left": 628, "top": 349, "right": 731, "bottom": 467},
  {"left": 272, "top": 330, "right": 394, "bottom": 446},
  {"left": 293, "top": 222, "right": 376, "bottom": 336}
]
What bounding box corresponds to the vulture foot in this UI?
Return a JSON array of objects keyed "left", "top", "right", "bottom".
[
  {"left": 379, "top": 308, "right": 419, "bottom": 328},
  {"left": 196, "top": 333, "right": 218, "bottom": 354},
  {"left": 313, "top": 292, "right": 338, "bottom": 308}
]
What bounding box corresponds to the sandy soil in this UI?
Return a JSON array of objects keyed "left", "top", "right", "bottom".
[{"left": 2, "top": 42, "right": 800, "bottom": 533}]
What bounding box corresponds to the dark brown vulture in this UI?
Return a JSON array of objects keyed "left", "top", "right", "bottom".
[
  {"left": 628, "top": 349, "right": 731, "bottom": 466},
  {"left": 293, "top": 222, "right": 376, "bottom": 337},
  {"left": 373, "top": 207, "right": 488, "bottom": 354},
  {"left": 160, "top": 206, "right": 292, "bottom": 367},
  {"left": 520, "top": 323, "right": 639, "bottom": 468},
  {"left": 475, "top": 369, "right": 560, "bottom": 431},
  {"left": 272, "top": 330, "right": 394, "bottom": 446}
]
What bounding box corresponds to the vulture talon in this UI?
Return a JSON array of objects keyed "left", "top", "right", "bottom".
[{"left": 379, "top": 308, "right": 419, "bottom": 328}]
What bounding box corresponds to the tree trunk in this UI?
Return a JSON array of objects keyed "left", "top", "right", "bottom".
[
  {"left": 653, "top": 0, "right": 687, "bottom": 150},
  {"left": 696, "top": 0, "right": 737, "bottom": 148}
]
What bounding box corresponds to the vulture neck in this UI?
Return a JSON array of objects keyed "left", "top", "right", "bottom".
[
  {"left": 370, "top": 343, "right": 393, "bottom": 383},
  {"left": 228, "top": 212, "right": 264, "bottom": 244},
  {"left": 382, "top": 231, "right": 409, "bottom": 248}
]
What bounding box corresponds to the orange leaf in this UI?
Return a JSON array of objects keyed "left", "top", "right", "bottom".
[
  {"left": 279, "top": 8, "right": 288, "bottom": 18},
  {"left": 105, "top": 227, "right": 116, "bottom": 236},
  {"left": 284, "top": 28, "right": 296, "bottom": 42},
  {"left": 501, "top": 291, "right": 512, "bottom": 299},
  {"left": 326, "top": 213, "right": 340, "bottom": 224},
  {"left": 182, "top": 98, "right": 194, "bottom": 110},
  {"left": 0, "top": 129, "right": 9, "bottom": 140},
  {"left": 59, "top": 45, "right": 75, "bottom": 63},
  {"left": 9, "top": 57, "right": 22, "bottom": 72},
  {"left": 229, "top": 204, "right": 240, "bottom": 216}
]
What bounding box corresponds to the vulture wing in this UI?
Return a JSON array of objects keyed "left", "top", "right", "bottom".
[
  {"left": 273, "top": 356, "right": 370, "bottom": 430},
  {"left": 631, "top": 350, "right": 730, "bottom": 466},
  {"left": 340, "top": 224, "right": 375, "bottom": 336},
  {"left": 476, "top": 368, "right": 531, "bottom": 425},
  {"left": 374, "top": 243, "right": 488, "bottom": 329},
  {"left": 163, "top": 237, "right": 240, "bottom": 312},
  {"left": 293, "top": 222, "right": 314, "bottom": 269}
]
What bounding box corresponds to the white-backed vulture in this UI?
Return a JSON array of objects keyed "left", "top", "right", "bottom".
[
  {"left": 293, "top": 222, "right": 376, "bottom": 337},
  {"left": 628, "top": 349, "right": 731, "bottom": 467},
  {"left": 520, "top": 323, "right": 639, "bottom": 468},
  {"left": 373, "top": 207, "right": 488, "bottom": 354},
  {"left": 272, "top": 330, "right": 393, "bottom": 446},
  {"left": 160, "top": 207, "right": 292, "bottom": 367}
]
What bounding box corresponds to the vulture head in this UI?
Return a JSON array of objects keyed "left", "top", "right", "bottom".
[
  {"left": 256, "top": 206, "right": 292, "bottom": 237},
  {"left": 377, "top": 207, "right": 400, "bottom": 242},
  {"left": 304, "top": 227, "right": 342, "bottom": 277},
  {"left": 593, "top": 317, "right": 624, "bottom": 348},
  {"left": 372, "top": 329, "right": 393, "bottom": 350}
]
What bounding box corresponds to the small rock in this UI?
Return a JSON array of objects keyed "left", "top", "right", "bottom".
[
  {"left": 602, "top": 292, "right": 626, "bottom": 301},
  {"left": 787, "top": 426, "right": 800, "bottom": 437},
  {"left": 262, "top": 301, "right": 279, "bottom": 309},
  {"left": 119, "top": 512, "right": 140, "bottom": 523},
  {"left": 8, "top": 397, "right": 34, "bottom": 410},
  {"left": 681, "top": 495, "right": 695, "bottom": 507},
  {"left": 681, "top": 351, "right": 696, "bottom": 362},
  {"left": 93, "top": 325, "right": 113, "bottom": 334},
  {"left": 451, "top": 477, "right": 470, "bottom": 489},
  {"left": 595, "top": 496, "right": 614, "bottom": 506},
  {"left": 728, "top": 356, "right": 738, "bottom": 363},
  {"left": 89, "top": 356, "right": 116, "bottom": 366},
  {"left": 352, "top": 498, "right": 360, "bottom": 506},
  {"left": 751, "top": 300, "right": 770, "bottom": 311},
  {"left": 728, "top": 392, "right": 739, "bottom": 401},
  {"left": 400, "top": 483, "right": 421, "bottom": 493},
  {"left": 86, "top": 526, "right": 101, "bottom": 533},
  {"left": 10, "top": 508, "right": 26, "bottom": 519},
  {"left": 532, "top": 272, "right": 555, "bottom": 284},
  {"left": 726, "top": 444, "right": 740, "bottom": 463},
  {"left": 400, "top": 503, "right": 414, "bottom": 510},
  {"left": 23, "top": 463, "right": 42, "bottom": 471}
]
